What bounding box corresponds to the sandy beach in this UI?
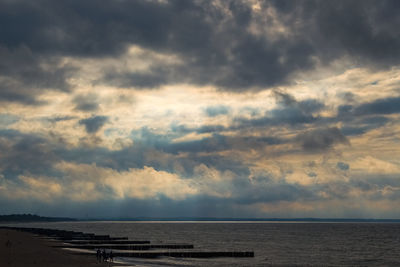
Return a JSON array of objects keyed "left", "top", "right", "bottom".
[{"left": 0, "top": 229, "right": 123, "bottom": 267}]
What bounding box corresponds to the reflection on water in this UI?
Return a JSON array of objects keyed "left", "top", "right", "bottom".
[{"left": 5, "top": 221, "right": 400, "bottom": 266}]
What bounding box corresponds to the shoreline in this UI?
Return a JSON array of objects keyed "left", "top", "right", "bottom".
[{"left": 0, "top": 229, "right": 126, "bottom": 267}]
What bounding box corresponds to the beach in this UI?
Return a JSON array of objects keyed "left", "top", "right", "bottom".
[{"left": 0, "top": 228, "right": 121, "bottom": 267}]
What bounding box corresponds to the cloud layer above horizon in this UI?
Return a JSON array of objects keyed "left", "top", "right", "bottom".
[{"left": 1, "top": 0, "right": 400, "bottom": 218}]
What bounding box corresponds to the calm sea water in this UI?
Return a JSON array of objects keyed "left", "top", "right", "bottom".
[{"left": 5, "top": 221, "right": 400, "bottom": 266}]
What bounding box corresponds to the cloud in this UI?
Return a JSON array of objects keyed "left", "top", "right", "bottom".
[
  {"left": 0, "top": 130, "right": 59, "bottom": 179},
  {"left": 308, "top": 172, "right": 317, "bottom": 177},
  {"left": 1, "top": 0, "right": 400, "bottom": 219},
  {"left": 307, "top": 0, "right": 400, "bottom": 67},
  {"left": 131, "top": 126, "right": 287, "bottom": 156},
  {"left": 79, "top": 115, "right": 108, "bottom": 133},
  {"left": 2, "top": 0, "right": 399, "bottom": 94},
  {"left": 0, "top": 162, "right": 197, "bottom": 202},
  {"left": 204, "top": 105, "right": 231, "bottom": 117},
  {"left": 45, "top": 115, "right": 76, "bottom": 123},
  {"left": 354, "top": 97, "right": 400, "bottom": 115},
  {"left": 73, "top": 93, "right": 100, "bottom": 112},
  {"left": 340, "top": 116, "right": 390, "bottom": 136},
  {"left": 337, "top": 162, "right": 350, "bottom": 171},
  {"left": 196, "top": 124, "right": 227, "bottom": 134},
  {"left": 234, "top": 93, "right": 324, "bottom": 129},
  {"left": 352, "top": 156, "right": 400, "bottom": 175},
  {"left": 336, "top": 97, "right": 398, "bottom": 136},
  {"left": 297, "top": 127, "right": 350, "bottom": 152},
  {"left": 273, "top": 91, "right": 325, "bottom": 113},
  {"left": 0, "top": 114, "right": 19, "bottom": 126},
  {"left": 57, "top": 162, "right": 197, "bottom": 201},
  {"left": 103, "top": 67, "right": 172, "bottom": 89},
  {"left": 0, "top": 46, "right": 74, "bottom": 104},
  {"left": 0, "top": 126, "right": 399, "bottom": 218},
  {"left": 96, "top": 0, "right": 400, "bottom": 90}
]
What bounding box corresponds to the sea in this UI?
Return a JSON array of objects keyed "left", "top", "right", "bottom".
[{"left": 3, "top": 221, "right": 400, "bottom": 266}]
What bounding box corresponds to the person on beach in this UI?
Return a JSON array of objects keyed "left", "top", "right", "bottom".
[
  {"left": 96, "top": 248, "right": 101, "bottom": 262},
  {"left": 109, "top": 250, "right": 113, "bottom": 262},
  {"left": 102, "top": 249, "right": 107, "bottom": 262}
]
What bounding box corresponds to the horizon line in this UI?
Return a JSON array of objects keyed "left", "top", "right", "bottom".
[{"left": 77, "top": 217, "right": 400, "bottom": 222}]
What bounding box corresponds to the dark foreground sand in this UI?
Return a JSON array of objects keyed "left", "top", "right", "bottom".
[{"left": 0, "top": 229, "right": 124, "bottom": 267}]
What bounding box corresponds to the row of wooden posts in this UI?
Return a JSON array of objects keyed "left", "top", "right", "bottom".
[{"left": 1, "top": 226, "right": 254, "bottom": 258}]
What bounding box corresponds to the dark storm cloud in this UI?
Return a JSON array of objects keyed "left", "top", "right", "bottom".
[
  {"left": 340, "top": 126, "right": 369, "bottom": 136},
  {"left": 164, "top": 134, "right": 272, "bottom": 154},
  {"left": 170, "top": 123, "right": 228, "bottom": 135},
  {"left": 337, "top": 104, "right": 354, "bottom": 118},
  {"left": 310, "top": 0, "right": 400, "bottom": 67},
  {"left": 196, "top": 125, "right": 227, "bottom": 134},
  {"left": 79, "top": 115, "right": 108, "bottom": 133},
  {"left": 297, "top": 127, "right": 350, "bottom": 152},
  {"left": 0, "top": 130, "right": 59, "bottom": 179},
  {"left": 45, "top": 115, "right": 77, "bottom": 123},
  {"left": 97, "top": 0, "right": 317, "bottom": 90},
  {"left": 234, "top": 108, "right": 314, "bottom": 128},
  {"left": 234, "top": 93, "right": 324, "bottom": 129},
  {"left": 273, "top": 90, "right": 297, "bottom": 106},
  {"left": 354, "top": 97, "right": 400, "bottom": 115},
  {"left": 155, "top": 133, "right": 230, "bottom": 154},
  {"left": 267, "top": 0, "right": 400, "bottom": 66},
  {"left": 103, "top": 67, "right": 171, "bottom": 89},
  {"left": 1, "top": 0, "right": 399, "bottom": 95},
  {"left": 273, "top": 91, "right": 325, "bottom": 113},
  {"left": 102, "top": 0, "right": 400, "bottom": 90},
  {"left": 134, "top": 126, "right": 286, "bottom": 155},
  {"left": 297, "top": 99, "right": 325, "bottom": 114},
  {"left": 340, "top": 116, "right": 390, "bottom": 136},
  {"left": 73, "top": 93, "right": 100, "bottom": 112},
  {"left": 0, "top": 46, "right": 74, "bottom": 104},
  {"left": 335, "top": 97, "right": 399, "bottom": 136}
]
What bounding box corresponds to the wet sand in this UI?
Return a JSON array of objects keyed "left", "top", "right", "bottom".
[{"left": 0, "top": 229, "right": 124, "bottom": 267}]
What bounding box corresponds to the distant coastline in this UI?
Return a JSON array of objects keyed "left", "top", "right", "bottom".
[
  {"left": 1, "top": 214, "right": 400, "bottom": 223},
  {"left": 0, "top": 214, "right": 76, "bottom": 223}
]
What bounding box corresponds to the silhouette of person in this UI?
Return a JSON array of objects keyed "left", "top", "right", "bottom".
[
  {"left": 109, "top": 250, "right": 114, "bottom": 262},
  {"left": 102, "top": 249, "right": 107, "bottom": 262},
  {"left": 96, "top": 248, "right": 101, "bottom": 262}
]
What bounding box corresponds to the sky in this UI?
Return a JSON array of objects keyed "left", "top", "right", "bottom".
[{"left": 1, "top": 0, "right": 400, "bottom": 219}]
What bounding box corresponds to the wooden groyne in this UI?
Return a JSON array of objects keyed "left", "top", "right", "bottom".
[
  {"left": 60, "top": 244, "right": 194, "bottom": 250},
  {"left": 76, "top": 250, "right": 255, "bottom": 258},
  {"left": 57, "top": 236, "right": 129, "bottom": 241},
  {"left": 1, "top": 226, "right": 254, "bottom": 259},
  {"left": 64, "top": 240, "right": 151, "bottom": 245}
]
